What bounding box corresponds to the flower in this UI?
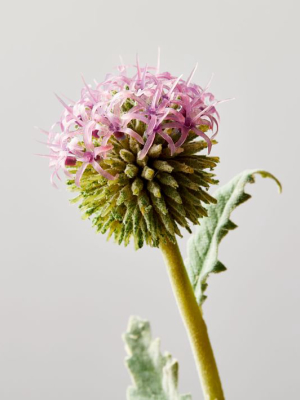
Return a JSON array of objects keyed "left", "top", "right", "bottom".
[
  {"left": 42, "top": 55, "right": 222, "bottom": 188},
  {"left": 41, "top": 55, "right": 224, "bottom": 248}
]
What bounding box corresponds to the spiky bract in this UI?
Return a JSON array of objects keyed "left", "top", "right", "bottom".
[{"left": 67, "top": 133, "right": 219, "bottom": 249}]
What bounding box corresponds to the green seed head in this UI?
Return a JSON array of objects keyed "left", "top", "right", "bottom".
[{"left": 67, "top": 134, "right": 219, "bottom": 249}]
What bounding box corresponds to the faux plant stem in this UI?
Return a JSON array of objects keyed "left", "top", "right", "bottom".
[{"left": 160, "top": 239, "right": 224, "bottom": 400}]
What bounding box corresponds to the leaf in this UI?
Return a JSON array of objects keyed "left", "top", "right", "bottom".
[
  {"left": 123, "top": 316, "right": 192, "bottom": 400},
  {"left": 185, "top": 169, "right": 282, "bottom": 306}
]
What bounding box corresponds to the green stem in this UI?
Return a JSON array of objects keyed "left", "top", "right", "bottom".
[{"left": 160, "top": 239, "right": 225, "bottom": 400}]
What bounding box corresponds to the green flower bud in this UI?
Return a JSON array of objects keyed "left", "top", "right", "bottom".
[{"left": 67, "top": 134, "right": 219, "bottom": 249}]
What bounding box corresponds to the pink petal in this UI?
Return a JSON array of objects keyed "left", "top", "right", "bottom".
[
  {"left": 159, "top": 131, "right": 176, "bottom": 155},
  {"left": 54, "top": 94, "right": 73, "bottom": 114},
  {"left": 175, "top": 127, "right": 190, "bottom": 148},
  {"left": 94, "top": 145, "right": 113, "bottom": 156},
  {"left": 83, "top": 121, "right": 96, "bottom": 151},
  {"left": 75, "top": 162, "right": 88, "bottom": 187},
  {"left": 193, "top": 128, "right": 212, "bottom": 153},
  {"left": 92, "top": 160, "right": 117, "bottom": 180},
  {"left": 81, "top": 74, "right": 97, "bottom": 103},
  {"left": 123, "top": 128, "right": 144, "bottom": 144},
  {"left": 138, "top": 132, "right": 156, "bottom": 160},
  {"left": 186, "top": 63, "right": 198, "bottom": 87}
]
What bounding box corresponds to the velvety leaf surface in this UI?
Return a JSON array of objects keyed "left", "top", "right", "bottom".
[
  {"left": 123, "top": 316, "right": 192, "bottom": 400},
  {"left": 185, "top": 169, "right": 281, "bottom": 305}
]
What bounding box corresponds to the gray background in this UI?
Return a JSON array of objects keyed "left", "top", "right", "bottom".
[{"left": 1, "top": 0, "right": 299, "bottom": 399}]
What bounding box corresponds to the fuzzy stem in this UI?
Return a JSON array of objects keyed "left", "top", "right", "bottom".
[{"left": 160, "top": 239, "right": 224, "bottom": 400}]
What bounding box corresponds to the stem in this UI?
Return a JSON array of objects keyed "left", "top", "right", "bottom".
[{"left": 160, "top": 239, "right": 225, "bottom": 400}]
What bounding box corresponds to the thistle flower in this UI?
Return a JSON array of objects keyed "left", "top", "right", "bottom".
[
  {"left": 39, "top": 54, "right": 282, "bottom": 400},
  {"left": 42, "top": 55, "right": 223, "bottom": 248}
]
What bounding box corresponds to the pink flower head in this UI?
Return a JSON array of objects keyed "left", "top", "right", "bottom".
[{"left": 42, "top": 53, "right": 225, "bottom": 187}]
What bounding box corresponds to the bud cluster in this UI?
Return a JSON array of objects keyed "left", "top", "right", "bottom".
[{"left": 67, "top": 132, "right": 219, "bottom": 249}]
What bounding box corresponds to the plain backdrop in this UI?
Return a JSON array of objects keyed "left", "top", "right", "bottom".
[{"left": 1, "top": 0, "right": 299, "bottom": 399}]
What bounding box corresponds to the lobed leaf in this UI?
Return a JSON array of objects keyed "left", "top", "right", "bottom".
[
  {"left": 185, "top": 169, "right": 282, "bottom": 305},
  {"left": 124, "top": 316, "right": 192, "bottom": 400}
]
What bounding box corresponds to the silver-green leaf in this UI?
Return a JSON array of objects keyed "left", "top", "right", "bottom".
[
  {"left": 123, "top": 316, "right": 192, "bottom": 400},
  {"left": 185, "top": 169, "right": 282, "bottom": 306}
]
